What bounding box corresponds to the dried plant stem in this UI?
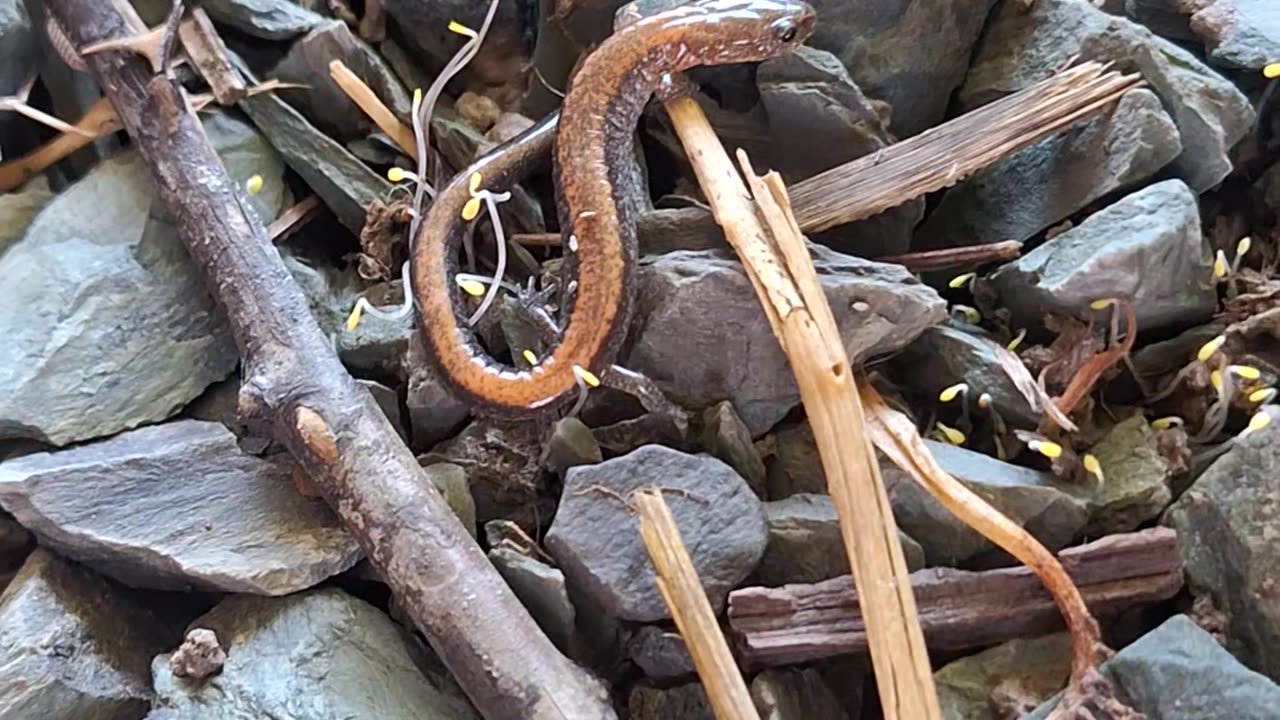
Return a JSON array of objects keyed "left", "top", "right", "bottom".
[
  {"left": 0, "top": 96, "right": 119, "bottom": 191},
  {"left": 877, "top": 240, "right": 1023, "bottom": 273},
  {"left": 663, "top": 93, "right": 941, "bottom": 720},
  {"left": 633, "top": 490, "right": 760, "bottom": 720},
  {"left": 329, "top": 59, "right": 417, "bottom": 158}
]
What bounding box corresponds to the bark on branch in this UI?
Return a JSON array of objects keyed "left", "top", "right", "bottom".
[{"left": 43, "top": 1, "right": 615, "bottom": 718}]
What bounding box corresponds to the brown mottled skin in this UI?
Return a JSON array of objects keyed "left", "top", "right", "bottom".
[{"left": 411, "top": 0, "right": 817, "bottom": 417}]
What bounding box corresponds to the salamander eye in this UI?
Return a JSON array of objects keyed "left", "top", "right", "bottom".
[{"left": 773, "top": 19, "right": 797, "bottom": 43}]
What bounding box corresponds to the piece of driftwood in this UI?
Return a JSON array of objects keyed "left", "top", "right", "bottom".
[
  {"left": 44, "top": 2, "right": 616, "bottom": 719},
  {"left": 789, "top": 62, "right": 1142, "bottom": 233},
  {"left": 728, "top": 528, "right": 1183, "bottom": 669}
]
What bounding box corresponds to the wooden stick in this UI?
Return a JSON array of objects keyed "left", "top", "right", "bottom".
[
  {"left": 0, "top": 96, "right": 119, "bottom": 192},
  {"left": 634, "top": 490, "right": 761, "bottom": 720},
  {"left": 728, "top": 528, "right": 1182, "bottom": 668},
  {"left": 329, "top": 59, "right": 417, "bottom": 158},
  {"left": 45, "top": 2, "right": 616, "bottom": 718},
  {"left": 176, "top": 7, "right": 245, "bottom": 105},
  {"left": 877, "top": 241, "right": 1023, "bottom": 273},
  {"left": 662, "top": 93, "right": 942, "bottom": 720}
]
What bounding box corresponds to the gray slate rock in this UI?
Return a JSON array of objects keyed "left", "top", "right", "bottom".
[
  {"left": 0, "top": 176, "right": 52, "bottom": 255},
  {"left": 545, "top": 417, "right": 603, "bottom": 477},
  {"left": 750, "top": 668, "right": 849, "bottom": 720},
  {"left": 0, "top": 420, "right": 361, "bottom": 594},
  {"left": 890, "top": 325, "right": 1039, "bottom": 429},
  {"left": 1029, "top": 615, "right": 1280, "bottom": 719},
  {"left": 201, "top": 0, "right": 325, "bottom": 39},
  {"left": 271, "top": 19, "right": 413, "bottom": 143},
  {"left": 627, "top": 684, "right": 713, "bottom": 720},
  {"left": 936, "top": 632, "right": 1071, "bottom": 720},
  {"left": 490, "top": 547, "right": 576, "bottom": 653},
  {"left": 627, "top": 626, "right": 695, "bottom": 681},
  {"left": 0, "top": 112, "right": 285, "bottom": 446},
  {"left": 381, "top": 0, "right": 524, "bottom": 76},
  {"left": 405, "top": 332, "right": 469, "bottom": 447},
  {"left": 803, "top": 0, "right": 1000, "bottom": 137},
  {"left": 699, "top": 402, "right": 766, "bottom": 498},
  {"left": 760, "top": 493, "right": 924, "bottom": 586},
  {"left": 918, "top": 88, "right": 1180, "bottom": 249},
  {"left": 147, "top": 588, "right": 479, "bottom": 720},
  {"left": 1125, "top": 0, "right": 1196, "bottom": 40},
  {"left": 546, "top": 445, "right": 767, "bottom": 622},
  {"left": 423, "top": 420, "right": 551, "bottom": 531},
  {"left": 1083, "top": 415, "right": 1172, "bottom": 535},
  {"left": 1166, "top": 421, "right": 1280, "bottom": 678},
  {"left": 629, "top": 247, "right": 946, "bottom": 436},
  {"left": 962, "top": 0, "right": 1255, "bottom": 191},
  {"left": 886, "top": 441, "right": 1090, "bottom": 565},
  {"left": 988, "top": 180, "right": 1214, "bottom": 335},
  {"left": 1187, "top": 0, "right": 1280, "bottom": 70},
  {"left": 0, "top": 548, "right": 171, "bottom": 720},
  {"left": 0, "top": 0, "right": 35, "bottom": 152}
]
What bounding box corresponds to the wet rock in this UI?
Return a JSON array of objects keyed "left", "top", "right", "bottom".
[
  {"left": 1166, "top": 421, "right": 1280, "bottom": 678},
  {"left": 0, "top": 113, "right": 285, "bottom": 446},
  {"left": 0, "top": 549, "right": 171, "bottom": 720},
  {"left": 147, "top": 588, "right": 479, "bottom": 720},
  {"left": 201, "top": 0, "right": 325, "bottom": 39},
  {"left": 759, "top": 493, "right": 924, "bottom": 586},
  {"left": 358, "top": 379, "right": 406, "bottom": 441},
  {"left": 0, "top": 420, "right": 361, "bottom": 594},
  {"left": 918, "top": 89, "right": 1180, "bottom": 250},
  {"left": 545, "top": 417, "right": 602, "bottom": 477},
  {"left": 404, "top": 333, "right": 469, "bottom": 447},
  {"left": 0, "top": 0, "right": 35, "bottom": 147},
  {"left": 750, "top": 668, "right": 849, "bottom": 720},
  {"left": 1186, "top": 0, "right": 1280, "bottom": 70},
  {"left": 233, "top": 55, "right": 390, "bottom": 235},
  {"left": 167, "top": 628, "right": 226, "bottom": 680},
  {"left": 627, "top": 683, "right": 713, "bottom": 720},
  {"left": 490, "top": 547, "right": 576, "bottom": 653},
  {"left": 0, "top": 176, "right": 52, "bottom": 254},
  {"left": 629, "top": 247, "right": 945, "bottom": 435},
  {"left": 803, "top": 0, "right": 999, "bottom": 137},
  {"left": 422, "top": 420, "right": 550, "bottom": 531},
  {"left": 936, "top": 632, "right": 1071, "bottom": 720},
  {"left": 627, "top": 626, "right": 695, "bottom": 681},
  {"left": 1083, "top": 415, "right": 1172, "bottom": 535},
  {"left": 700, "top": 402, "right": 767, "bottom": 498},
  {"left": 962, "top": 0, "right": 1255, "bottom": 191},
  {"left": 886, "top": 441, "right": 1089, "bottom": 566},
  {"left": 425, "top": 462, "right": 476, "bottom": 538},
  {"left": 271, "top": 19, "right": 413, "bottom": 143},
  {"left": 890, "top": 325, "right": 1040, "bottom": 429},
  {"left": 381, "top": 0, "right": 526, "bottom": 96},
  {"left": 1029, "top": 615, "right": 1280, "bottom": 719},
  {"left": 546, "top": 445, "right": 767, "bottom": 622},
  {"left": 988, "top": 180, "right": 1214, "bottom": 335}
]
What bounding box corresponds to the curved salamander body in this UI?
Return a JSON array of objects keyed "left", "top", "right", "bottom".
[{"left": 412, "top": 0, "right": 817, "bottom": 416}]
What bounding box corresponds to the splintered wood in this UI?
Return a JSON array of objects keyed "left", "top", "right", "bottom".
[{"left": 789, "top": 62, "right": 1142, "bottom": 232}]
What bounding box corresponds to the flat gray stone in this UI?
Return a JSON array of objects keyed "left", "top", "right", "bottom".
[
  {"left": 1083, "top": 414, "right": 1172, "bottom": 535},
  {"left": 889, "top": 325, "right": 1040, "bottom": 429},
  {"left": 1029, "top": 615, "right": 1280, "bottom": 719},
  {"left": 628, "top": 247, "right": 945, "bottom": 435},
  {"left": 545, "top": 417, "right": 602, "bottom": 477},
  {"left": 699, "top": 402, "right": 766, "bottom": 498},
  {"left": 0, "top": 420, "right": 362, "bottom": 595},
  {"left": 404, "top": 331, "right": 469, "bottom": 447},
  {"left": 201, "top": 0, "right": 325, "bottom": 39},
  {"left": 918, "top": 88, "right": 1180, "bottom": 249},
  {"left": 961, "top": 0, "right": 1255, "bottom": 191},
  {"left": 0, "top": 112, "right": 285, "bottom": 446},
  {"left": 759, "top": 493, "right": 924, "bottom": 586},
  {"left": 803, "top": 0, "right": 1000, "bottom": 137},
  {"left": 626, "top": 626, "right": 694, "bottom": 681},
  {"left": 988, "top": 180, "right": 1214, "bottom": 335},
  {"left": 0, "top": 548, "right": 172, "bottom": 720},
  {"left": 937, "top": 633, "right": 1071, "bottom": 720},
  {"left": 0, "top": 176, "right": 52, "bottom": 255},
  {"left": 271, "top": 19, "right": 413, "bottom": 142},
  {"left": 1166, "top": 420, "right": 1280, "bottom": 678},
  {"left": 146, "top": 588, "right": 479, "bottom": 720},
  {"left": 750, "top": 667, "right": 850, "bottom": 720},
  {"left": 490, "top": 547, "right": 576, "bottom": 653},
  {"left": 546, "top": 445, "right": 767, "bottom": 622}
]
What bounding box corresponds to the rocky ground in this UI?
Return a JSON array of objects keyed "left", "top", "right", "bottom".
[{"left": 1, "top": 0, "right": 1280, "bottom": 718}]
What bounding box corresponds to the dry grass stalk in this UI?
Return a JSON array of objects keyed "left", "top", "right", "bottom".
[
  {"left": 662, "top": 92, "right": 942, "bottom": 720},
  {"left": 876, "top": 240, "right": 1023, "bottom": 273},
  {"left": 0, "top": 96, "right": 119, "bottom": 192},
  {"left": 789, "top": 62, "right": 1142, "bottom": 232},
  {"left": 633, "top": 489, "right": 761, "bottom": 720},
  {"left": 268, "top": 195, "right": 322, "bottom": 243},
  {"left": 858, "top": 378, "right": 1141, "bottom": 719},
  {"left": 329, "top": 59, "right": 417, "bottom": 158}
]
